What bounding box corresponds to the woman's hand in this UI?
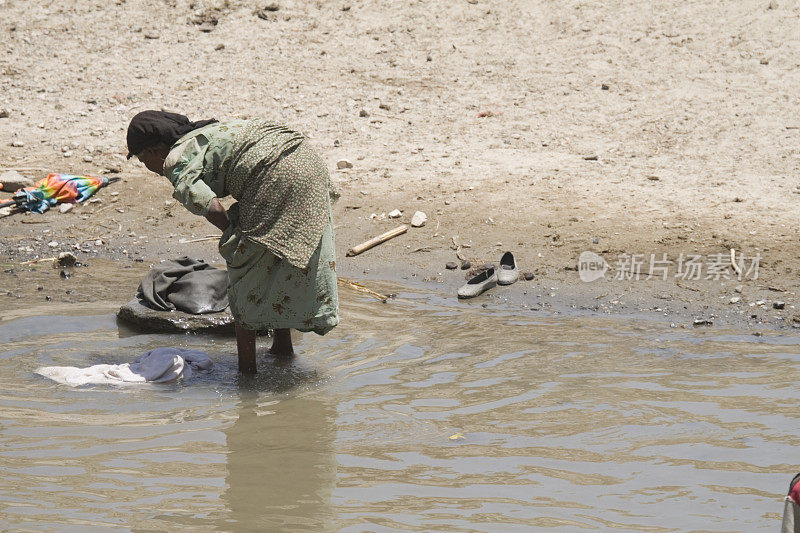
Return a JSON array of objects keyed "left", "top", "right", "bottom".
[{"left": 205, "top": 198, "right": 230, "bottom": 231}]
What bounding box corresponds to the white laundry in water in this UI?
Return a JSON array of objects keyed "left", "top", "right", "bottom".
[{"left": 36, "top": 347, "right": 213, "bottom": 386}]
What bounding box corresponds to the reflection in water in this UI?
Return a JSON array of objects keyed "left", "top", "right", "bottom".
[
  {"left": 0, "top": 282, "right": 798, "bottom": 531},
  {"left": 220, "top": 387, "right": 336, "bottom": 531}
]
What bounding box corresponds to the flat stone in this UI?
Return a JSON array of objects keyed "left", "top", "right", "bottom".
[
  {"left": 59, "top": 203, "right": 74, "bottom": 214},
  {"left": 388, "top": 209, "right": 402, "bottom": 218},
  {"left": 336, "top": 159, "right": 353, "bottom": 169},
  {"left": 773, "top": 301, "right": 786, "bottom": 310},
  {"left": 0, "top": 170, "right": 33, "bottom": 192},
  {"left": 117, "top": 298, "right": 236, "bottom": 334},
  {"left": 445, "top": 261, "right": 458, "bottom": 270},
  {"left": 523, "top": 271, "right": 534, "bottom": 281},
  {"left": 460, "top": 260, "right": 471, "bottom": 270}
]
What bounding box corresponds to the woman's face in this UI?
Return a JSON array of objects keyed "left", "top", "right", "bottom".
[{"left": 136, "top": 146, "right": 167, "bottom": 175}]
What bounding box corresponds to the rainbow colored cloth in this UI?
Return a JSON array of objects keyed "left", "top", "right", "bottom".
[{"left": 13, "top": 173, "right": 109, "bottom": 213}]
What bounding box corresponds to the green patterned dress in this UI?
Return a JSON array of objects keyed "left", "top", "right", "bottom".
[{"left": 163, "top": 120, "right": 338, "bottom": 334}]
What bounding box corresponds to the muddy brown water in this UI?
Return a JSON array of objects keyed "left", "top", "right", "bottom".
[{"left": 0, "top": 281, "right": 798, "bottom": 531}]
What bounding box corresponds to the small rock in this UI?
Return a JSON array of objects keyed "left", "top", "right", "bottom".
[
  {"left": 10, "top": 140, "right": 24, "bottom": 148},
  {"left": 388, "top": 209, "right": 402, "bottom": 218},
  {"left": 445, "top": 262, "right": 458, "bottom": 270},
  {"left": 523, "top": 272, "right": 535, "bottom": 281},
  {"left": 444, "top": 199, "right": 451, "bottom": 205},
  {"left": 47, "top": 241, "right": 59, "bottom": 248},
  {"left": 734, "top": 285, "right": 744, "bottom": 293},
  {"left": 59, "top": 203, "right": 74, "bottom": 214},
  {"left": 215, "top": 43, "right": 225, "bottom": 50},
  {"left": 60, "top": 269, "right": 70, "bottom": 279},
  {"left": 460, "top": 260, "right": 471, "bottom": 270},
  {"left": 198, "top": 21, "right": 216, "bottom": 32},
  {"left": 82, "top": 155, "right": 93, "bottom": 163},
  {"left": 359, "top": 109, "right": 369, "bottom": 117},
  {"left": 729, "top": 296, "right": 741, "bottom": 304},
  {"left": 592, "top": 236, "right": 600, "bottom": 244},
  {"left": 62, "top": 150, "right": 73, "bottom": 158},
  {"left": 56, "top": 252, "right": 77, "bottom": 268},
  {"left": 336, "top": 159, "right": 353, "bottom": 169},
  {"left": 94, "top": 239, "right": 103, "bottom": 246},
  {"left": 601, "top": 83, "right": 609, "bottom": 90},
  {"left": 37, "top": 286, "right": 43, "bottom": 291},
  {"left": 333, "top": 139, "right": 340, "bottom": 147},
  {"left": 583, "top": 155, "right": 598, "bottom": 161},
  {"left": 410, "top": 211, "right": 427, "bottom": 227},
  {"left": 426, "top": 53, "right": 432, "bottom": 62},
  {"left": 773, "top": 301, "right": 786, "bottom": 310},
  {"left": 0, "top": 170, "right": 34, "bottom": 192},
  {"left": 144, "top": 31, "right": 160, "bottom": 39},
  {"left": 0, "top": 207, "right": 11, "bottom": 217},
  {"left": 0, "top": 108, "right": 9, "bottom": 118},
  {"left": 693, "top": 318, "right": 713, "bottom": 326}
]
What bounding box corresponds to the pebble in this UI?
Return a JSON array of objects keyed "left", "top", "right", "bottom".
[
  {"left": 56, "top": 252, "right": 77, "bottom": 268},
  {"left": 729, "top": 296, "right": 741, "bottom": 304},
  {"left": 523, "top": 272, "right": 535, "bottom": 281},
  {"left": 444, "top": 199, "right": 451, "bottom": 205},
  {"left": 773, "top": 301, "right": 786, "bottom": 310},
  {"left": 0, "top": 170, "right": 34, "bottom": 192},
  {"left": 198, "top": 22, "right": 216, "bottom": 32},
  {"left": 60, "top": 269, "right": 70, "bottom": 279},
  {"left": 336, "top": 159, "right": 353, "bottom": 169},
  {"left": 215, "top": 43, "right": 225, "bottom": 50},
  {"left": 601, "top": 83, "right": 610, "bottom": 90},
  {"left": 693, "top": 318, "right": 713, "bottom": 326},
  {"left": 583, "top": 155, "right": 598, "bottom": 161},
  {"left": 0, "top": 207, "right": 13, "bottom": 218},
  {"left": 59, "top": 203, "right": 74, "bottom": 214},
  {"left": 82, "top": 155, "right": 93, "bottom": 163},
  {"left": 445, "top": 262, "right": 458, "bottom": 270},
  {"left": 47, "top": 241, "right": 58, "bottom": 248},
  {"left": 410, "top": 211, "right": 427, "bottom": 227},
  {"left": 388, "top": 209, "right": 402, "bottom": 218},
  {"left": 592, "top": 236, "right": 600, "bottom": 244},
  {"left": 734, "top": 285, "right": 744, "bottom": 293},
  {"left": 10, "top": 140, "right": 24, "bottom": 147},
  {"left": 63, "top": 150, "right": 73, "bottom": 158},
  {"left": 460, "top": 260, "right": 471, "bottom": 270},
  {"left": 359, "top": 109, "right": 369, "bottom": 117},
  {"left": 95, "top": 239, "right": 103, "bottom": 246},
  {"left": 0, "top": 108, "right": 8, "bottom": 118},
  {"left": 144, "top": 31, "right": 160, "bottom": 39}
]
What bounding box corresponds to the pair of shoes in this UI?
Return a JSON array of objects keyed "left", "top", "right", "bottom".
[
  {"left": 497, "top": 251, "right": 519, "bottom": 285},
  {"left": 457, "top": 252, "right": 519, "bottom": 299}
]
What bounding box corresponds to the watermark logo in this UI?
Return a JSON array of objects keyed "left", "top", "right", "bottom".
[
  {"left": 577, "top": 251, "right": 760, "bottom": 282},
  {"left": 578, "top": 251, "right": 609, "bottom": 282}
]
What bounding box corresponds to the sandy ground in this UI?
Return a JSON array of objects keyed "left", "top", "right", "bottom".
[{"left": 1, "top": 0, "right": 799, "bottom": 330}]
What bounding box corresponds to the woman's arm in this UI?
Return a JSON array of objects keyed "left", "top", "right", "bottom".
[{"left": 205, "top": 198, "right": 230, "bottom": 231}]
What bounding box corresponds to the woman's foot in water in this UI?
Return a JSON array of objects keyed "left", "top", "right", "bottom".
[{"left": 268, "top": 328, "right": 294, "bottom": 358}]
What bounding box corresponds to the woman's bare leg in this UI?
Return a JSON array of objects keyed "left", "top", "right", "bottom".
[
  {"left": 235, "top": 324, "right": 257, "bottom": 374},
  {"left": 269, "top": 328, "right": 294, "bottom": 358}
]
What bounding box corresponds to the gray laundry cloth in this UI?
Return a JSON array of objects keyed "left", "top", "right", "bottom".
[{"left": 137, "top": 256, "right": 229, "bottom": 314}]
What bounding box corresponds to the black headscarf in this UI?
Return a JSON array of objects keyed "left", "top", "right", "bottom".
[{"left": 126, "top": 110, "right": 218, "bottom": 159}]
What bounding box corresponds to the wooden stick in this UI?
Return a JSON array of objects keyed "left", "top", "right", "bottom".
[
  {"left": 21, "top": 257, "right": 56, "bottom": 265},
  {"left": 337, "top": 277, "right": 389, "bottom": 302},
  {"left": 346, "top": 224, "right": 407, "bottom": 256},
  {"left": 179, "top": 235, "right": 221, "bottom": 243}
]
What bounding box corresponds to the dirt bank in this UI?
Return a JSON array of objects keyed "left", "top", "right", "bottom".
[{"left": 1, "top": 0, "right": 799, "bottom": 330}]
